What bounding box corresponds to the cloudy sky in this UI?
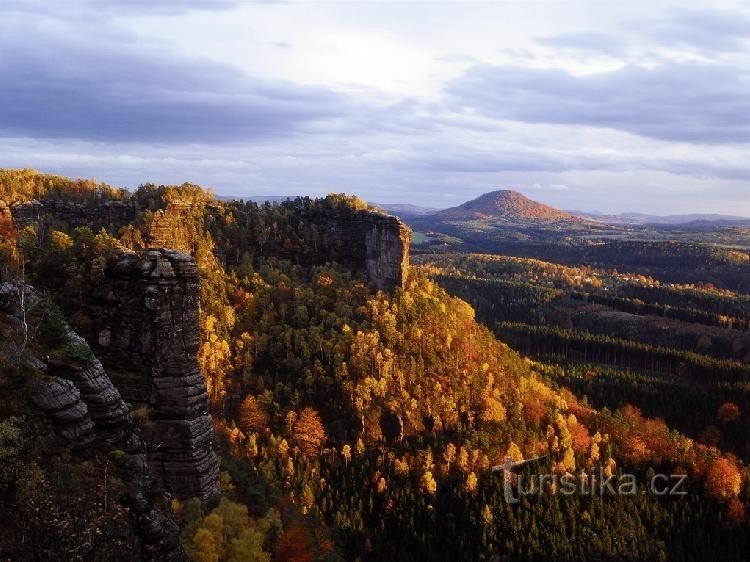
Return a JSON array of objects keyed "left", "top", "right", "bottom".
[{"left": 1, "top": 0, "right": 749, "bottom": 214}]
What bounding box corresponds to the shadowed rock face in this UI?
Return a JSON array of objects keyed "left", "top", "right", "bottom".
[
  {"left": 0, "top": 289, "right": 185, "bottom": 560},
  {"left": 31, "top": 367, "right": 183, "bottom": 561},
  {"left": 8, "top": 198, "right": 136, "bottom": 233},
  {"left": 151, "top": 201, "right": 412, "bottom": 292},
  {"left": 91, "top": 249, "right": 220, "bottom": 502},
  {"left": 31, "top": 378, "right": 96, "bottom": 449},
  {"left": 312, "top": 210, "right": 411, "bottom": 291}
]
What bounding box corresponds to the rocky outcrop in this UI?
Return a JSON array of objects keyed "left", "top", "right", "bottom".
[
  {"left": 90, "top": 249, "right": 220, "bottom": 502},
  {"left": 146, "top": 203, "right": 192, "bottom": 251},
  {"left": 363, "top": 213, "right": 411, "bottom": 291},
  {"left": 0, "top": 286, "right": 184, "bottom": 561},
  {"left": 30, "top": 370, "right": 183, "bottom": 560},
  {"left": 308, "top": 210, "right": 411, "bottom": 291},
  {"left": 222, "top": 202, "right": 411, "bottom": 292},
  {"left": 31, "top": 378, "right": 96, "bottom": 449},
  {"left": 3, "top": 198, "right": 220, "bottom": 501},
  {"left": 48, "top": 350, "right": 133, "bottom": 446},
  {"left": 8, "top": 198, "right": 135, "bottom": 233}
]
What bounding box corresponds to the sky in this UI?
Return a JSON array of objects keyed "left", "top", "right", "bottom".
[{"left": 1, "top": 0, "right": 750, "bottom": 214}]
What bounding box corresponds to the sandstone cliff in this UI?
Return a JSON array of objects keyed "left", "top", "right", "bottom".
[
  {"left": 0, "top": 287, "right": 183, "bottom": 560},
  {"left": 146, "top": 199, "right": 411, "bottom": 292},
  {"left": 310, "top": 209, "right": 411, "bottom": 291},
  {"left": 3, "top": 196, "right": 221, "bottom": 502}
]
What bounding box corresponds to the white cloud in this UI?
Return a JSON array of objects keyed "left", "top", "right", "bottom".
[{"left": 0, "top": 0, "right": 749, "bottom": 214}]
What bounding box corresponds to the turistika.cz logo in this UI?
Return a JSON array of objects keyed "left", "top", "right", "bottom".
[{"left": 495, "top": 456, "right": 688, "bottom": 504}]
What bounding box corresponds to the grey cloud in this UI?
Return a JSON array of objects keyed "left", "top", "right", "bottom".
[
  {"left": 642, "top": 8, "right": 750, "bottom": 53},
  {"left": 0, "top": 21, "right": 347, "bottom": 142},
  {"left": 2, "top": 0, "right": 241, "bottom": 17},
  {"left": 537, "top": 8, "right": 750, "bottom": 57},
  {"left": 446, "top": 62, "right": 750, "bottom": 143}
]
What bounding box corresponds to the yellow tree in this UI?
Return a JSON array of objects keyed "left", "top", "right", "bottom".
[
  {"left": 198, "top": 315, "right": 231, "bottom": 404},
  {"left": 443, "top": 443, "right": 457, "bottom": 473},
  {"left": 421, "top": 470, "right": 437, "bottom": 495},
  {"left": 192, "top": 513, "right": 223, "bottom": 562},
  {"left": 506, "top": 442, "right": 523, "bottom": 463},
  {"left": 465, "top": 472, "right": 478, "bottom": 494}
]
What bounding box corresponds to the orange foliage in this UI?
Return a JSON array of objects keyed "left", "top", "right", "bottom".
[
  {"left": 237, "top": 395, "right": 268, "bottom": 434},
  {"left": 274, "top": 525, "right": 313, "bottom": 562},
  {"left": 523, "top": 398, "right": 547, "bottom": 426},
  {"left": 567, "top": 417, "right": 591, "bottom": 454},
  {"left": 621, "top": 435, "right": 649, "bottom": 465},
  {"left": 293, "top": 407, "right": 326, "bottom": 458},
  {"left": 705, "top": 458, "right": 742, "bottom": 502},
  {"left": 717, "top": 402, "right": 741, "bottom": 424}
]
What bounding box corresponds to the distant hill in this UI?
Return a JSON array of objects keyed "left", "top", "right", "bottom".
[
  {"left": 376, "top": 203, "right": 441, "bottom": 218},
  {"left": 570, "top": 210, "right": 750, "bottom": 226},
  {"left": 436, "top": 190, "right": 581, "bottom": 222}
]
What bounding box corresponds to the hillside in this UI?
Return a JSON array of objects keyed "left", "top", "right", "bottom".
[
  {"left": 436, "top": 189, "right": 581, "bottom": 222},
  {"left": 1, "top": 169, "right": 749, "bottom": 561}
]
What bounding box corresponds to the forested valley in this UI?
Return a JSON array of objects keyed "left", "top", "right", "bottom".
[{"left": 1, "top": 170, "right": 748, "bottom": 561}]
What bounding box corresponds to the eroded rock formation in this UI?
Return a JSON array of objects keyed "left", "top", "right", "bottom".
[
  {"left": 304, "top": 209, "right": 411, "bottom": 291},
  {"left": 363, "top": 213, "right": 411, "bottom": 291},
  {"left": 0, "top": 288, "right": 183, "bottom": 561},
  {"left": 31, "top": 367, "right": 183, "bottom": 561},
  {"left": 31, "top": 378, "right": 97, "bottom": 450},
  {"left": 90, "top": 249, "right": 220, "bottom": 502}
]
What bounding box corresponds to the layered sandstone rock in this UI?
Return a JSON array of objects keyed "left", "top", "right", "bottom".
[
  {"left": 306, "top": 209, "right": 411, "bottom": 291},
  {"left": 30, "top": 370, "right": 183, "bottom": 560},
  {"left": 363, "top": 213, "right": 411, "bottom": 291},
  {"left": 31, "top": 378, "right": 96, "bottom": 449},
  {"left": 0, "top": 292, "right": 185, "bottom": 561},
  {"left": 146, "top": 203, "right": 192, "bottom": 251},
  {"left": 48, "top": 350, "right": 133, "bottom": 446},
  {"left": 91, "top": 249, "right": 220, "bottom": 502}
]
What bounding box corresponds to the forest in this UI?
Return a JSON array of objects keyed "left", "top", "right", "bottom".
[{"left": 0, "top": 169, "right": 749, "bottom": 561}]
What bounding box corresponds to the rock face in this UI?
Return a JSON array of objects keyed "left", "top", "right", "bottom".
[
  {"left": 314, "top": 210, "right": 411, "bottom": 291},
  {"left": 363, "top": 213, "right": 411, "bottom": 292},
  {"left": 48, "top": 349, "right": 133, "bottom": 445},
  {"left": 146, "top": 203, "right": 192, "bottom": 251},
  {"left": 31, "top": 368, "right": 183, "bottom": 561},
  {"left": 91, "top": 249, "right": 220, "bottom": 502},
  {"left": 31, "top": 378, "right": 97, "bottom": 449},
  {"left": 8, "top": 198, "right": 136, "bottom": 233},
  {"left": 219, "top": 202, "right": 411, "bottom": 292},
  {"left": 0, "top": 286, "right": 185, "bottom": 561}
]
